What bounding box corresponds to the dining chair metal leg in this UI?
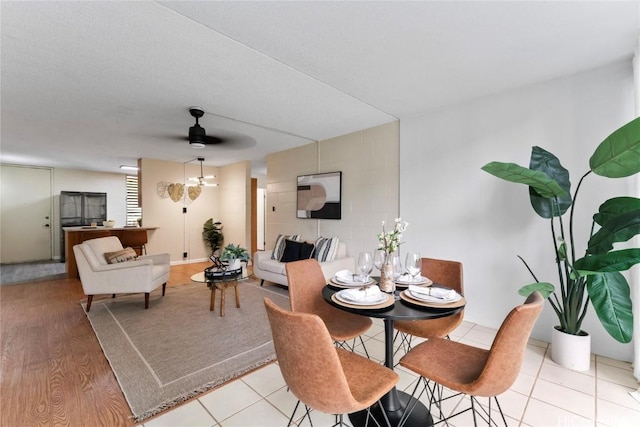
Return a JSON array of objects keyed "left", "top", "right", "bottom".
[
  {"left": 467, "top": 395, "right": 508, "bottom": 427},
  {"left": 333, "top": 336, "right": 370, "bottom": 359},
  {"left": 289, "top": 398, "right": 394, "bottom": 427},
  {"left": 358, "top": 335, "right": 370, "bottom": 358},
  {"left": 402, "top": 375, "right": 512, "bottom": 427},
  {"left": 288, "top": 400, "right": 315, "bottom": 427},
  {"left": 392, "top": 330, "right": 413, "bottom": 365}
]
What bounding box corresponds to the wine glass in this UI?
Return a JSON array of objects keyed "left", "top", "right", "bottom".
[
  {"left": 390, "top": 254, "right": 402, "bottom": 282},
  {"left": 357, "top": 252, "right": 373, "bottom": 283},
  {"left": 388, "top": 254, "right": 402, "bottom": 297},
  {"left": 405, "top": 252, "right": 421, "bottom": 282},
  {"left": 373, "top": 250, "right": 386, "bottom": 272}
]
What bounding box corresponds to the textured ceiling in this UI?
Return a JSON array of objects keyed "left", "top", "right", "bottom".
[{"left": 1, "top": 1, "right": 638, "bottom": 175}]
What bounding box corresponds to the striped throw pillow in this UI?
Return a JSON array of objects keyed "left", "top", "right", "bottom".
[
  {"left": 314, "top": 236, "right": 339, "bottom": 262},
  {"left": 104, "top": 247, "right": 138, "bottom": 264},
  {"left": 272, "top": 234, "right": 301, "bottom": 260}
]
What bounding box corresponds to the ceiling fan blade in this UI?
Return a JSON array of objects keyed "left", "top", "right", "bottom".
[
  {"left": 202, "top": 135, "right": 225, "bottom": 145},
  {"left": 205, "top": 134, "right": 258, "bottom": 150}
]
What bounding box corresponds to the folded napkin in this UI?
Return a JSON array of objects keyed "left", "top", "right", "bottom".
[
  {"left": 335, "top": 269, "right": 371, "bottom": 283},
  {"left": 339, "top": 285, "right": 382, "bottom": 303},
  {"left": 408, "top": 285, "right": 457, "bottom": 300},
  {"left": 335, "top": 269, "right": 356, "bottom": 281}
]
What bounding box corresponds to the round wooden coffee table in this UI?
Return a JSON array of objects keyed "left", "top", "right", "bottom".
[{"left": 191, "top": 270, "right": 242, "bottom": 316}]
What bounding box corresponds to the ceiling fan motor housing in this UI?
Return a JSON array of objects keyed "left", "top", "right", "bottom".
[
  {"left": 189, "top": 123, "right": 206, "bottom": 143},
  {"left": 188, "top": 107, "right": 206, "bottom": 147}
]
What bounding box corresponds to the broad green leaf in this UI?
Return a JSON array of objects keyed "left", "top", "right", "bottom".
[
  {"left": 593, "top": 197, "right": 640, "bottom": 226},
  {"left": 587, "top": 209, "right": 640, "bottom": 254},
  {"left": 574, "top": 249, "right": 640, "bottom": 274},
  {"left": 528, "top": 147, "right": 572, "bottom": 218},
  {"left": 590, "top": 117, "right": 640, "bottom": 178},
  {"left": 518, "top": 282, "right": 555, "bottom": 298},
  {"left": 481, "top": 162, "right": 568, "bottom": 198},
  {"left": 587, "top": 272, "right": 633, "bottom": 343}
]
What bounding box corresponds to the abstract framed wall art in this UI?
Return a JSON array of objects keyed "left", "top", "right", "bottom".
[{"left": 296, "top": 171, "right": 342, "bottom": 219}]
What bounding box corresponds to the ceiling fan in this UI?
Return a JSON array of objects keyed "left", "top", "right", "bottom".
[
  {"left": 167, "top": 106, "right": 258, "bottom": 150},
  {"left": 187, "top": 157, "right": 217, "bottom": 187},
  {"left": 186, "top": 107, "right": 226, "bottom": 148}
]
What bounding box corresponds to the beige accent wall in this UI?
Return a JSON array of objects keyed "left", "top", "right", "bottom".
[
  {"left": 265, "top": 121, "right": 399, "bottom": 258},
  {"left": 218, "top": 161, "right": 252, "bottom": 251},
  {"left": 266, "top": 143, "right": 319, "bottom": 245},
  {"left": 140, "top": 158, "right": 252, "bottom": 264},
  {"left": 140, "top": 158, "right": 221, "bottom": 263}
]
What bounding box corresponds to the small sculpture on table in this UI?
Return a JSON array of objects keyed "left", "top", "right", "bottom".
[{"left": 208, "top": 254, "right": 227, "bottom": 273}]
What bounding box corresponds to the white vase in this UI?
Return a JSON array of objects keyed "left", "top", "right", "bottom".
[{"left": 551, "top": 326, "right": 591, "bottom": 371}]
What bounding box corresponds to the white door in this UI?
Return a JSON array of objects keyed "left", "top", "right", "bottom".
[{"left": 0, "top": 165, "right": 53, "bottom": 263}]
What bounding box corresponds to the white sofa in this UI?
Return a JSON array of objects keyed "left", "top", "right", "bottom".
[
  {"left": 253, "top": 242, "right": 354, "bottom": 287},
  {"left": 74, "top": 236, "right": 170, "bottom": 311}
]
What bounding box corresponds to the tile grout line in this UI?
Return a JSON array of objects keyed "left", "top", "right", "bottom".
[
  {"left": 518, "top": 341, "right": 550, "bottom": 426},
  {"left": 196, "top": 398, "right": 221, "bottom": 427}
]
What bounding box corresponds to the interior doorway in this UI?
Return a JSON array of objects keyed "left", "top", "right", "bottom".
[
  {"left": 250, "top": 179, "right": 266, "bottom": 255},
  {"left": 0, "top": 165, "right": 53, "bottom": 263},
  {"left": 257, "top": 187, "right": 265, "bottom": 250}
]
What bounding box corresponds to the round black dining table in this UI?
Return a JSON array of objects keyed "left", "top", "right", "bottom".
[{"left": 322, "top": 284, "right": 464, "bottom": 427}]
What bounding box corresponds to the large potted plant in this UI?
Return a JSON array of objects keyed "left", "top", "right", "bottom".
[
  {"left": 203, "top": 219, "right": 224, "bottom": 256},
  {"left": 481, "top": 117, "right": 640, "bottom": 370}
]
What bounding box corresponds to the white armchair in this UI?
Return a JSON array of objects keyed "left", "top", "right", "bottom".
[{"left": 73, "top": 236, "right": 170, "bottom": 311}]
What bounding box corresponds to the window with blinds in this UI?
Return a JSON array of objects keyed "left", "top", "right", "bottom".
[{"left": 126, "top": 175, "right": 142, "bottom": 226}]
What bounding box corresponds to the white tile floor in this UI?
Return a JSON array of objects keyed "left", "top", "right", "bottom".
[{"left": 141, "top": 319, "right": 640, "bottom": 427}]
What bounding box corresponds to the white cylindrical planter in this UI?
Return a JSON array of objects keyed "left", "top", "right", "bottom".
[
  {"left": 551, "top": 326, "right": 591, "bottom": 371},
  {"left": 228, "top": 259, "right": 241, "bottom": 271}
]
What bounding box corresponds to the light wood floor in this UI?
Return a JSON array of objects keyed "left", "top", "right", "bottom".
[{"left": 0, "top": 262, "right": 213, "bottom": 426}]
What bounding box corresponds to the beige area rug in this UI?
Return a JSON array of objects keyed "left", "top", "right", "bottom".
[{"left": 82, "top": 279, "right": 290, "bottom": 422}]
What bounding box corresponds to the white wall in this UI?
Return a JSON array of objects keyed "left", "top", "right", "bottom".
[{"left": 400, "top": 61, "right": 636, "bottom": 361}]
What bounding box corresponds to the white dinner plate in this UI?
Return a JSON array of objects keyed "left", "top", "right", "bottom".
[
  {"left": 395, "top": 275, "right": 431, "bottom": 285},
  {"left": 407, "top": 289, "right": 462, "bottom": 304},
  {"left": 333, "top": 276, "right": 375, "bottom": 285},
  {"left": 335, "top": 290, "right": 389, "bottom": 306}
]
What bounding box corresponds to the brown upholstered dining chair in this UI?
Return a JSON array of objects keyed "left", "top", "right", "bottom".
[
  {"left": 399, "top": 291, "right": 544, "bottom": 427},
  {"left": 264, "top": 298, "right": 399, "bottom": 426},
  {"left": 394, "top": 257, "right": 464, "bottom": 354},
  {"left": 286, "top": 258, "right": 372, "bottom": 357}
]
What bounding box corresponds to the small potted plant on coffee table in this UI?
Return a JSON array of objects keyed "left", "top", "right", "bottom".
[{"left": 221, "top": 244, "right": 250, "bottom": 275}]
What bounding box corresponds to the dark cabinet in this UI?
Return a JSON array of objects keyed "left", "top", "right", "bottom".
[{"left": 60, "top": 191, "right": 107, "bottom": 261}]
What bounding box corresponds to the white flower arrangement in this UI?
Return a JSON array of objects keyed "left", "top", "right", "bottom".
[{"left": 377, "top": 218, "right": 409, "bottom": 254}]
